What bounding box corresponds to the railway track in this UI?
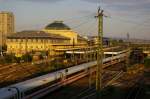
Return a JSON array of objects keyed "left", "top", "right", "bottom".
[
  {"left": 0, "top": 63, "right": 41, "bottom": 87},
  {"left": 70, "top": 86, "right": 96, "bottom": 99},
  {"left": 72, "top": 71, "right": 124, "bottom": 99},
  {"left": 0, "top": 52, "right": 128, "bottom": 99},
  {"left": 126, "top": 77, "right": 144, "bottom": 99},
  {"left": 42, "top": 70, "right": 123, "bottom": 99},
  {"left": 0, "top": 55, "right": 126, "bottom": 88},
  {"left": 39, "top": 64, "right": 142, "bottom": 99},
  {"left": 39, "top": 73, "right": 92, "bottom": 99},
  {"left": 74, "top": 69, "right": 144, "bottom": 99}
]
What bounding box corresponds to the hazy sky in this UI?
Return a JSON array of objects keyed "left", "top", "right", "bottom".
[{"left": 0, "top": 0, "right": 150, "bottom": 39}]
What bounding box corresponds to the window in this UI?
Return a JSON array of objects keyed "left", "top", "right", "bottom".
[
  {"left": 20, "top": 39, "right": 23, "bottom": 42},
  {"left": 35, "top": 39, "right": 38, "bottom": 42},
  {"left": 9, "top": 46, "right": 12, "bottom": 49},
  {"left": 15, "top": 39, "right": 18, "bottom": 42},
  {"left": 30, "top": 39, "right": 33, "bottom": 42},
  {"left": 26, "top": 39, "right": 28, "bottom": 42},
  {"left": 41, "top": 39, "right": 44, "bottom": 43},
  {"left": 33, "top": 39, "right": 36, "bottom": 42},
  {"left": 30, "top": 46, "right": 33, "bottom": 49},
  {"left": 48, "top": 40, "right": 51, "bottom": 43}
]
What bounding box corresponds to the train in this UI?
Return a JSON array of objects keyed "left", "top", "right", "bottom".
[{"left": 0, "top": 53, "right": 127, "bottom": 99}]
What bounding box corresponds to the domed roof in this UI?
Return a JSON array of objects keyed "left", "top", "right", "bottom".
[{"left": 45, "top": 21, "right": 71, "bottom": 30}]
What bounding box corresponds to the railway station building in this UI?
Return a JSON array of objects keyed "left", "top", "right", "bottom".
[
  {"left": 6, "top": 31, "right": 70, "bottom": 56},
  {"left": 6, "top": 21, "right": 88, "bottom": 56}
]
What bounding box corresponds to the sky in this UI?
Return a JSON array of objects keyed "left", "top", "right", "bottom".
[{"left": 0, "top": 0, "right": 150, "bottom": 39}]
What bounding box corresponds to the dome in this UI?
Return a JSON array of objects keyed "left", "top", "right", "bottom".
[{"left": 45, "top": 21, "right": 71, "bottom": 30}]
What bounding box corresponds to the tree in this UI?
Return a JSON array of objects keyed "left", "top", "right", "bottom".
[
  {"left": 4, "top": 54, "right": 15, "bottom": 63},
  {"left": 2, "top": 44, "right": 7, "bottom": 51},
  {"left": 118, "top": 39, "right": 123, "bottom": 44},
  {"left": 14, "top": 57, "right": 21, "bottom": 63},
  {"left": 39, "top": 54, "right": 44, "bottom": 60},
  {"left": 21, "top": 53, "right": 32, "bottom": 62},
  {"left": 144, "top": 58, "right": 150, "bottom": 68},
  {"left": 112, "top": 40, "right": 118, "bottom": 46}
]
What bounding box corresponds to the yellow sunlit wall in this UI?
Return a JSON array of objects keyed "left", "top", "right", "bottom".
[
  {"left": 43, "top": 29, "right": 78, "bottom": 44},
  {"left": 0, "top": 11, "right": 15, "bottom": 45}
]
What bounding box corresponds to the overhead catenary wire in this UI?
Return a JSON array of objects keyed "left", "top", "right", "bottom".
[
  {"left": 64, "top": 13, "right": 95, "bottom": 23},
  {"left": 83, "top": 19, "right": 97, "bottom": 35},
  {"left": 73, "top": 19, "right": 97, "bottom": 36},
  {"left": 30, "top": 12, "right": 95, "bottom": 32},
  {"left": 111, "top": 16, "right": 150, "bottom": 27},
  {"left": 71, "top": 18, "right": 95, "bottom": 30},
  {"left": 104, "top": 15, "right": 150, "bottom": 40}
]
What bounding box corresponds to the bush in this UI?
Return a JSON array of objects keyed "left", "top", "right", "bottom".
[
  {"left": 0, "top": 57, "right": 5, "bottom": 64},
  {"left": 4, "top": 54, "right": 15, "bottom": 63},
  {"left": 14, "top": 57, "right": 21, "bottom": 63},
  {"left": 2, "top": 45, "right": 7, "bottom": 51},
  {"left": 144, "top": 58, "right": 150, "bottom": 68},
  {"left": 39, "top": 54, "right": 44, "bottom": 60},
  {"left": 21, "top": 53, "right": 32, "bottom": 62}
]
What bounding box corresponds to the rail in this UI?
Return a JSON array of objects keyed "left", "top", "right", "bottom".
[{"left": 0, "top": 52, "right": 128, "bottom": 99}]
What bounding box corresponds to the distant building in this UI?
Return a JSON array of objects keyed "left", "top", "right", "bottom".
[
  {"left": 77, "top": 35, "right": 88, "bottom": 45},
  {"left": 87, "top": 36, "right": 110, "bottom": 46},
  {"left": 43, "top": 21, "right": 87, "bottom": 45},
  {"left": 0, "top": 11, "right": 15, "bottom": 46},
  {"left": 6, "top": 31, "right": 70, "bottom": 56}
]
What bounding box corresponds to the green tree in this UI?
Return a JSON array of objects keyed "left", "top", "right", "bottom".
[
  {"left": 118, "top": 39, "right": 124, "bottom": 44},
  {"left": 14, "top": 57, "right": 21, "bottom": 63},
  {"left": 2, "top": 44, "right": 7, "bottom": 51},
  {"left": 21, "top": 53, "right": 32, "bottom": 62},
  {"left": 39, "top": 54, "right": 44, "bottom": 60},
  {"left": 112, "top": 40, "right": 118, "bottom": 46},
  {"left": 4, "top": 54, "right": 15, "bottom": 63},
  {"left": 144, "top": 58, "right": 150, "bottom": 68}
]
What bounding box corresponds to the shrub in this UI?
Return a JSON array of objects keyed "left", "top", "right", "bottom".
[
  {"left": 21, "top": 53, "right": 32, "bottom": 62},
  {"left": 14, "top": 57, "right": 21, "bottom": 63},
  {"left": 4, "top": 54, "right": 15, "bottom": 63},
  {"left": 144, "top": 58, "right": 150, "bottom": 68}
]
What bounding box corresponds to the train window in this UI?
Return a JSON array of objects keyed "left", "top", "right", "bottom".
[{"left": 65, "top": 69, "right": 68, "bottom": 72}]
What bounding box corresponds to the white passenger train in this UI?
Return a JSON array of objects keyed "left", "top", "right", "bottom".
[{"left": 0, "top": 53, "right": 126, "bottom": 99}]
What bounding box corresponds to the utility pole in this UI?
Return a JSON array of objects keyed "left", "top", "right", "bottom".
[
  {"left": 0, "top": 32, "right": 3, "bottom": 57},
  {"left": 125, "top": 33, "right": 130, "bottom": 72},
  {"left": 95, "top": 7, "right": 104, "bottom": 96},
  {"left": 127, "top": 33, "right": 130, "bottom": 47},
  {"left": 25, "top": 37, "right": 28, "bottom": 54},
  {"left": 72, "top": 38, "right": 75, "bottom": 64}
]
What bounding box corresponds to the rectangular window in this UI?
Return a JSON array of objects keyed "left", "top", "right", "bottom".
[
  {"left": 15, "top": 39, "right": 18, "bottom": 42},
  {"left": 30, "top": 46, "right": 33, "bottom": 48},
  {"left": 41, "top": 39, "right": 44, "bottom": 43}
]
